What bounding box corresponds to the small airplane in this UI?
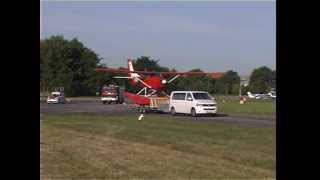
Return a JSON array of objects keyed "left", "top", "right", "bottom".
[
  {"left": 247, "top": 91, "right": 276, "bottom": 99},
  {"left": 247, "top": 92, "right": 262, "bottom": 99},
  {"left": 95, "top": 59, "right": 223, "bottom": 107},
  {"left": 96, "top": 59, "right": 223, "bottom": 97},
  {"left": 268, "top": 91, "right": 276, "bottom": 99}
]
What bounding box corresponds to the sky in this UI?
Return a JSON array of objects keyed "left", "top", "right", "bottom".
[{"left": 41, "top": 1, "right": 275, "bottom": 76}]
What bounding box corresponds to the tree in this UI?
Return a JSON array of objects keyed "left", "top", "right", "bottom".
[
  {"left": 214, "top": 70, "right": 240, "bottom": 95},
  {"left": 271, "top": 70, "right": 276, "bottom": 89},
  {"left": 213, "top": 80, "right": 225, "bottom": 94},
  {"left": 40, "top": 35, "right": 109, "bottom": 96},
  {"left": 249, "top": 66, "right": 274, "bottom": 93},
  {"left": 132, "top": 56, "right": 169, "bottom": 72},
  {"left": 168, "top": 69, "right": 215, "bottom": 94}
]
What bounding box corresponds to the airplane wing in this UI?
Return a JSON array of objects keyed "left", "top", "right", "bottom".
[
  {"left": 96, "top": 68, "right": 224, "bottom": 79},
  {"left": 138, "top": 71, "right": 224, "bottom": 80}
]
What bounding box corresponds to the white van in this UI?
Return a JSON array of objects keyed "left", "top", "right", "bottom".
[
  {"left": 169, "top": 91, "right": 217, "bottom": 117},
  {"left": 46, "top": 91, "right": 65, "bottom": 104}
]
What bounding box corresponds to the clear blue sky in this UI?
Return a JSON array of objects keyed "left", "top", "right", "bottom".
[{"left": 41, "top": 1, "right": 275, "bottom": 76}]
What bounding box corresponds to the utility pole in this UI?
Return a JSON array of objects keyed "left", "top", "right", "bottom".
[
  {"left": 239, "top": 80, "right": 242, "bottom": 97},
  {"left": 239, "top": 78, "right": 246, "bottom": 104},
  {"left": 239, "top": 78, "right": 246, "bottom": 97}
]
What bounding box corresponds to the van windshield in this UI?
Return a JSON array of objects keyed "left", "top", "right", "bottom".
[{"left": 192, "top": 93, "right": 211, "bottom": 100}]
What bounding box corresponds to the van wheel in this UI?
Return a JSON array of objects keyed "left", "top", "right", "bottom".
[
  {"left": 170, "top": 107, "right": 176, "bottom": 116},
  {"left": 103, "top": 101, "right": 106, "bottom": 104},
  {"left": 191, "top": 108, "right": 197, "bottom": 117}
]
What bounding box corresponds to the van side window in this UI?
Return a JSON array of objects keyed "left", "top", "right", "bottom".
[
  {"left": 186, "top": 93, "right": 192, "bottom": 100},
  {"left": 172, "top": 93, "right": 186, "bottom": 100}
]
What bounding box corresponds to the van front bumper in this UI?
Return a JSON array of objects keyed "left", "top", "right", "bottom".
[{"left": 195, "top": 106, "right": 217, "bottom": 114}]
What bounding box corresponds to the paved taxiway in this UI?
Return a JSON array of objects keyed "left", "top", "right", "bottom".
[{"left": 40, "top": 101, "right": 275, "bottom": 127}]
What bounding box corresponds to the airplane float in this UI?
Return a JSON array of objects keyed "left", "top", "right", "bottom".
[{"left": 96, "top": 59, "right": 223, "bottom": 110}]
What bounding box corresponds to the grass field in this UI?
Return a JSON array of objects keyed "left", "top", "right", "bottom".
[
  {"left": 216, "top": 99, "right": 276, "bottom": 119},
  {"left": 41, "top": 114, "right": 275, "bottom": 180}
]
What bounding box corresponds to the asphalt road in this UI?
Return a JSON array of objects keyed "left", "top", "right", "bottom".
[{"left": 40, "top": 101, "right": 275, "bottom": 128}]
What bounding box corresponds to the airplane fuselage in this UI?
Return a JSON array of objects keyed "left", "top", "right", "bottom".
[{"left": 129, "top": 76, "right": 164, "bottom": 91}]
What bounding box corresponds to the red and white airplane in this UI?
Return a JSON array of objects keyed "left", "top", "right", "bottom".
[{"left": 96, "top": 59, "right": 223, "bottom": 106}]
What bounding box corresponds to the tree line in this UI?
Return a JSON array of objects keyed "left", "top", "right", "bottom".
[{"left": 40, "top": 36, "right": 275, "bottom": 96}]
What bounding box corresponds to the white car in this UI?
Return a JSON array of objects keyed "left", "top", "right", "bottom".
[
  {"left": 47, "top": 92, "right": 65, "bottom": 104},
  {"left": 169, "top": 91, "right": 217, "bottom": 117}
]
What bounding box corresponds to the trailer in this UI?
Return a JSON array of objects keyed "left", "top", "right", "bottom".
[
  {"left": 149, "top": 96, "right": 170, "bottom": 113},
  {"left": 134, "top": 96, "right": 169, "bottom": 114},
  {"left": 123, "top": 92, "right": 169, "bottom": 113}
]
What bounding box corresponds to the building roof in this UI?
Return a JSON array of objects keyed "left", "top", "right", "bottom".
[
  {"left": 208, "top": 72, "right": 224, "bottom": 79},
  {"left": 180, "top": 72, "right": 224, "bottom": 79}
]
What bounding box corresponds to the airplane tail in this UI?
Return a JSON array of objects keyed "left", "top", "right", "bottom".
[
  {"left": 127, "top": 59, "right": 140, "bottom": 79},
  {"left": 128, "top": 59, "right": 134, "bottom": 72}
]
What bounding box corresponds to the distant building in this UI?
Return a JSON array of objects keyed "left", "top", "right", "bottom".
[
  {"left": 240, "top": 75, "right": 250, "bottom": 87},
  {"left": 181, "top": 72, "right": 224, "bottom": 80},
  {"left": 208, "top": 72, "right": 224, "bottom": 80}
]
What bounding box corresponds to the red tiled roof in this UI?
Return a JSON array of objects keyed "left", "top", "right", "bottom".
[
  {"left": 208, "top": 72, "right": 224, "bottom": 79},
  {"left": 180, "top": 72, "right": 224, "bottom": 79}
]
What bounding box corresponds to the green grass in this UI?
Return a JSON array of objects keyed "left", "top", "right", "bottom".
[
  {"left": 213, "top": 95, "right": 276, "bottom": 118},
  {"left": 41, "top": 114, "right": 275, "bottom": 180}
]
